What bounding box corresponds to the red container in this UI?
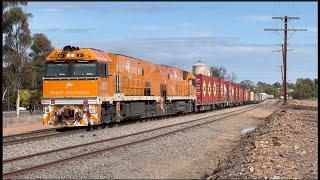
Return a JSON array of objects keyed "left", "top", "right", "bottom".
[
  {"left": 234, "top": 83, "right": 239, "bottom": 102},
  {"left": 231, "top": 82, "right": 236, "bottom": 102},
  {"left": 225, "top": 81, "right": 232, "bottom": 102},
  {"left": 239, "top": 86, "right": 244, "bottom": 102},
  {"left": 195, "top": 74, "right": 221, "bottom": 105},
  {"left": 195, "top": 74, "right": 213, "bottom": 105},
  {"left": 219, "top": 79, "right": 227, "bottom": 102},
  {"left": 211, "top": 76, "right": 220, "bottom": 103},
  {"left": 244, "top": 88, "right": 250, "bottom": 102}
]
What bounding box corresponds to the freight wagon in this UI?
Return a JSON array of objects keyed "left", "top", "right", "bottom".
[
  {"left": 259, "top": 93, "right": 274, "bottom": 101},
  {"left": 193, "top": 73, "right": 256, "bottom": 110}
]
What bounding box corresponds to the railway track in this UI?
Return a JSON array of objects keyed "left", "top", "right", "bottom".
[
  {"left": 3, "top": 103, "right": 263, "bottom": 179},
  {"left": 3, "top": 127, "right": 86, "bottom": 146},
  {"left": 3, "top": 103, "right": 257, "bottom": 147}
]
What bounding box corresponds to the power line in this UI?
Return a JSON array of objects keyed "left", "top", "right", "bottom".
[{"left": 265, "top": 16, "right": 307, "bottom": 105}]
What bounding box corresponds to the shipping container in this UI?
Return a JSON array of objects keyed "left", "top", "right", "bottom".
[
  {"left": 250, "top": 91, "right": 255, "bottom": 102},
  {"left": 231, "top": 82, "right": 237, "bottom": 102},
  {"left": 195, "top": 74, "right": 222, "bottom": 105},
  {"left": 239, "top": 86, "right": 244, "bottom": 102},
  {"left": 195, "top": 74, "right": 213, "bottom": 105},
  {"left": 244, "top": 89, "right": 250, "bottom": 103},
  {"left": 225, "top": 81, "right": 232, "bottom": 102},
  {"left": 211, "top": 76, "right": 220, "bottom": 103},
  {"left": 219, "top": 79, "right": 227, "bottom": 102},
  {"left": 235, "top": 84, "right": 240, "bottom": 102},
  {"left": 259, "top": 93, "right": 274, "bottom": 101}
]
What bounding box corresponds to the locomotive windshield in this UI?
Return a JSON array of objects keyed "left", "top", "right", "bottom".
[
  {"left": 46, "top": 63, "right": 69, "bottom": 76},
  {"left": 74, "top": 63, "right": 96, "bottom": 76},
  {"left": 45, "top": 62, "right": 108, "bottom": 77}
]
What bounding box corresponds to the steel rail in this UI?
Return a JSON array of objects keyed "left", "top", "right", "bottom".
[{"left": 3, "top": 128, "right": 86, "bottom": 146}]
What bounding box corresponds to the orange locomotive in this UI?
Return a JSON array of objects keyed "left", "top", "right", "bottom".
[{"left": 42, "top": 46, "right": 196, "bottom": 127}]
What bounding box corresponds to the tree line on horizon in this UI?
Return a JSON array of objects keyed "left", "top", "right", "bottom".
[{"left": 210, "top": 66, "right": 317, "bottom": 99}]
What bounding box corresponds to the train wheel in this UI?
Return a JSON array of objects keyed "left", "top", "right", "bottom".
[
  {"left": 86, "top": 125, "right": 92, "bottom": 131},
  {"left": 101, "top": 124, "right": 106, "bottom": 129}
]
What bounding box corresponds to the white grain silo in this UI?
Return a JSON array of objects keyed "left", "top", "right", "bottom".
[{"left": 192, "top": 60, "right": 211, "bottom": 76}]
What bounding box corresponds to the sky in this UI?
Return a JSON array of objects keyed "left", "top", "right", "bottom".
[{"left": 25, "top": 2, "right": 317, "bottom": 84}]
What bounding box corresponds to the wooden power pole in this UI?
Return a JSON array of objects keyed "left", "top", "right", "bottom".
[{"left": 265, "top": 16, "right": 307, "bottom": 105}]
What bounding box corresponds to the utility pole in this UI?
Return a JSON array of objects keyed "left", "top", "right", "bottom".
[
  {"left": 265, "top": 16, "right": 307, "bottom": 105},
  {"left": 273, "top": 44, "right": 292, "bottom": 96},
  {"left": 280, "top": 65, "right": 284, "bottom": 86}
]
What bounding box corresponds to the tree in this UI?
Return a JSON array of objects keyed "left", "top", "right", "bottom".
[
  {"left": 292, "top": 78, "right": 316, "bottom": 99},
  {"left": 3, "top": 2, "right": 32, "bottom": 117},
  {"left": 28, "top": 33, "right": 54, "bottom": 103},
  {"left": 211, "top": 66, "right": 227, "bottom": 79},
  {"left": 3, "top": 1, "right": 27, "bottom": 10},
  {"left": 240, "top": 80, "right": 255, "bottom": 90},
  {"left": 256, "top": 81, "right": 267, "bottom": 93},
  {"left": 273, "top": 82, "right": 281, "bottom": 89},
  {"left": 287, "top": 82, "right": 295, "bottom": 90}
]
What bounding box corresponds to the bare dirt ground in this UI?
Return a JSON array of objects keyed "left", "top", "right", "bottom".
[
  {"left": 207, "top": 99, "right": 318, "bottom": 179},
  {"left": 3, "top": 112, "right": 48, "bottom": 136}
]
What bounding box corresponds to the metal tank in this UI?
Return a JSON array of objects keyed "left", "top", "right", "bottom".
[{"left": 192, "top": 60, "right": 211, "bottom": 76}]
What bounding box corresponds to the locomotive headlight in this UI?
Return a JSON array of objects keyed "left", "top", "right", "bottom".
[
  {"left": 71, "top": 54, "right": 75, "bottom": 57},
  {"left": 66, "top": 53, "right": 71, "bottom": 57}
]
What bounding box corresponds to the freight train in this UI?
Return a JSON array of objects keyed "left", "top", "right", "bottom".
[{"left": 42, "top": 46, "right": 257, "bottom": 127}]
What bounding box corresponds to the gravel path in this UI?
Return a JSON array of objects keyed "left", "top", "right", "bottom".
[{"left": 4, "top": 99, "right": 279, "bottom": 179}]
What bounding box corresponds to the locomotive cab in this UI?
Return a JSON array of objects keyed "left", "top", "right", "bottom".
[{"left": 42, "top": 46, "right": 111, "bottom": 127}]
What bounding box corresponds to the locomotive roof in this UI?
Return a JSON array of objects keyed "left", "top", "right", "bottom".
[
  {"left": 45, "top": 48, "right": 112, "bottom": 62},
  {"left": 110, "top": 53, "right": 189, "bottom": 72},
  {"left": 46, "top": 48, "right": 192, "bottom": 73}
]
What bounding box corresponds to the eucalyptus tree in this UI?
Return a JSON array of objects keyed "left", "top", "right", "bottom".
[{"left": 3, "top": 1, "right": 31, "bottom": 117}]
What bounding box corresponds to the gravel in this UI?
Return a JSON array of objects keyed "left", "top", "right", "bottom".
[
  {"left": 208, "top": 99, "right": 317, "bottom": 179},
  {"left": 4, "top": 99, "right": 279, "bottom": 179}
]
